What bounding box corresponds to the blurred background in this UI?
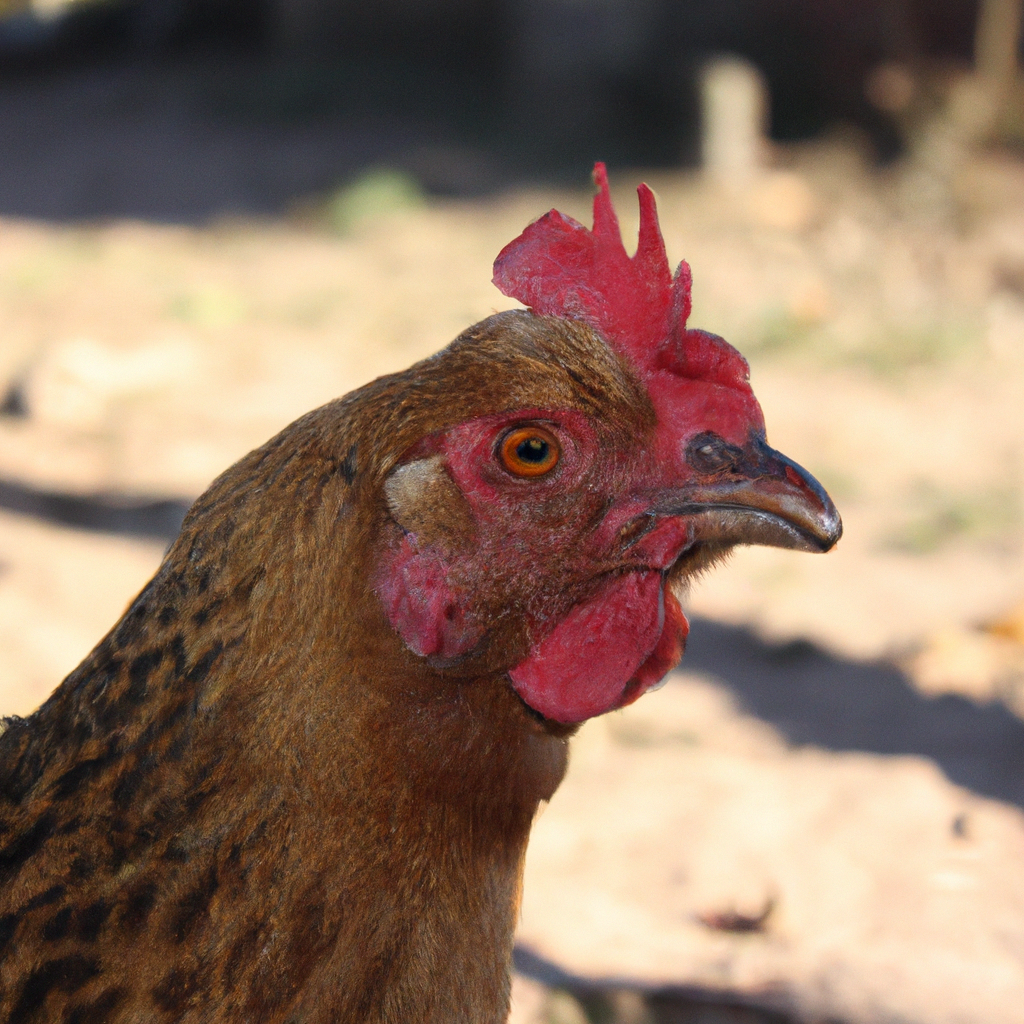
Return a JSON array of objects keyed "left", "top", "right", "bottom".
[{"left": 2, "top": 1, "right": 1024, "bottom": 1022}]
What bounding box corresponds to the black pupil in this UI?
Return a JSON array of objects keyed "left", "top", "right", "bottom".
[{"left": 516, "top": 437, "right": 549, "bottom": 463}]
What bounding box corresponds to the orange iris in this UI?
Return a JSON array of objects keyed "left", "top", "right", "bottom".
[{"left": 499, "top": 427, "right": 561, "bottom": 478}]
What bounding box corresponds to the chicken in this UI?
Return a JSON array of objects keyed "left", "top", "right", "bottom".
[{"left": 0, "top": 164, "right": 840, "bottom": 1024}]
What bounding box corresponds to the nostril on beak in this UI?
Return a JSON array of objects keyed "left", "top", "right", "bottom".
[{"left": 685, "top": 431, "right": 744, "bottom": 474}]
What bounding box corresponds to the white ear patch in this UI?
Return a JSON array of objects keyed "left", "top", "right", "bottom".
[{"left": 384, "top": 455, "right": 474, "bottom": 546}]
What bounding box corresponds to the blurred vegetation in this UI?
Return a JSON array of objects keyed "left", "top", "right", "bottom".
[
  {"left": 168, "top": 286, "right": 248, "bottom": 329},
  {"left": 327, "top": 168, "right": 425, "bottom": 235},
  {"left": 886, "top": 482, "right": 1022, "bottom": 554},
  {"left": 850, "top": 322, "right": 983, "bottom": 377},
  {"left": 742, "top": 308, "right": 985, "bottom": 381}
]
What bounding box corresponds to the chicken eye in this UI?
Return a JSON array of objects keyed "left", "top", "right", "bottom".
[{"left": 498, "top": 427, "right": 561, "bottom": 478}]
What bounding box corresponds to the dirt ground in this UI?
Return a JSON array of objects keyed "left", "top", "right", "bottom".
[{"left": 2, "top": 138, "right": 1024, "bottom": 1023}]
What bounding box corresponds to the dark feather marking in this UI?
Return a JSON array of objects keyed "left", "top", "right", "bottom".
[
  {"left": 182, "top": 783, "right": 214, "bottom": 816},
  {"left": 126, "top": 650, "right": 165, "bottom": 706},
  {"left": 60, "top": 706, "right": 97, "bottom": 748},
  {"left": 193, "top": 754, "right": 223, "bottom": 788},
  {"left": 113, "top": 590, "right": 153, "bottom": 647},
  {"left": 56, "top": 815, "right": 84, "bottom": 837},
  {"left": 116, "top": 879, "right": 158, "bottom": 932},
  {"left": 563, "top": 365, "right": 615, "bottom": 412},
  {"left": 151, "top": 966, "right": 200, "bottom": 1015},
  {"left": 76, "top": 900, "right": 112, "bottom": 942},
  {"left": 66, "top": 987, "right": 126, "bottom": 1024},
  {"left": 341, "top": 444, "right": 358, "bottom": 484},
  {"left": 208, "top": 515, "right": 239, "bottom": 549},
  {"left": 157, "top": 605, "right": 178, "bottom": 626},
  {"left": 238, "top": 565, "right": 266, "bottom": 600},
  {"left": 252, "top": 449, "right": 303, "bottom": 496},
  {"left": 0, "top": 811, "right": 55, "bottom": 874},
  {"left": 185, "top": 642, "right": 224, "bottom": 686},
  {"left": 347, "top": 930, "right": 411, "bottom": 1022},
  {"left": 51, "top": 757, "right": 109, "bottom": 801},
  {"left": 41, "top": 906, "right": 73, "bottom": 941},
  {"left": 169, "top": 635, "right": 187, "bottom": 677},
  {"left": 135, "top": 702, "right": 188, "bottom": 755},
  {"left": 69, "top": 854, "right": 96, "bottom": 882},
  {"left": 195, "top": 567, "right": 212, "bottom": 594},
  {"left": 105, "top": 835, "right": 135, "bottom": 876},
  {"left": 10, "top": 955, "right": 101, "bottom": 1023},
  {"left": 164, "top": 726, "right": 194, "bottom": 764},
  {"left": 0, "top": 912, "right": 17, "bottom": 956},
  {"left": 191, "top": 599, "right": 221, "bottom": 628},
  {"left": 111, "top": 754, "right": 154, "bottom": 806},
  {"left": 24, "top": 884, "right": 66, "bottom": 910},
  {"left": 298, "top": 465, "right": 336, "bottom": 525},
  {"left": 169, "top": 866, "right": 218, "bottom": 943},
  {"left": 81, "top": 663, "right": 122, "bottom": 734}
]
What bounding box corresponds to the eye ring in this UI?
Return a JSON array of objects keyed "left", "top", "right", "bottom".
[{"left": 498, "top": 426, "right": 561, "bottom": 478}]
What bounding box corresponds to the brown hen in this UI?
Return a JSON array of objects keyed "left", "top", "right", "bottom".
[{"left": 0, "top": 166, "right": 840, "bottom": 1024}]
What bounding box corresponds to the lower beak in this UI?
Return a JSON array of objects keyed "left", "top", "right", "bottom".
[{"left": 652, "top": 439, "right": 842, "bottom": 553}]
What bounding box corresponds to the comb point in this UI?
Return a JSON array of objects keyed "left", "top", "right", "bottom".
[{"left": 492, "top": 162, "right": 745, "bottom": 389}]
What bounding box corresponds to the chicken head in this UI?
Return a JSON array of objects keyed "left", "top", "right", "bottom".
[{"left": 374, "top": 165, "right": 840, "bottom": 725}]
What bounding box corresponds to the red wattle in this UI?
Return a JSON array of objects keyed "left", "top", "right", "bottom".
[
  {"left": 617, "top": 587, "right": 688, "bottom": 708},
  {"left": 509, "top": 571, "right": 681, "bottom": 724}
]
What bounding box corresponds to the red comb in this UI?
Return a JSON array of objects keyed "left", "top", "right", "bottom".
[{"left": 493, "top": 163, "right": 748, "bottom": 388}]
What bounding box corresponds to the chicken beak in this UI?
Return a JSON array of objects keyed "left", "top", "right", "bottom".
[{"left": 651, "top": 437, "right": 842, "bottom": 553}]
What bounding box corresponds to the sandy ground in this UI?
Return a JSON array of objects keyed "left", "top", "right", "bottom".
[{"left": 2, "top": 140, "right": 1024, "bottom": 1022}]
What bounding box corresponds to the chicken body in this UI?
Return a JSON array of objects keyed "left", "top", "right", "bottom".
[{"left": 0, "top": 179, "right": 840, "bottom": 1023}]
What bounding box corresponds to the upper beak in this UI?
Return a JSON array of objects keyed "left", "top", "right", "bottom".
[{"left": 651, "top": 436, "right": 842, "bottom": 553}]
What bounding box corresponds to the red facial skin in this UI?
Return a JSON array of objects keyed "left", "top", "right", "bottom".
[
  {"left": 375, "top": 361, "right": 765, "bottom": 724},
  {"left": 506, "top": 365, "right": 764, "bottom": 722}
]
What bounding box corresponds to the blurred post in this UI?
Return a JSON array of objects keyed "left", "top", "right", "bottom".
[
  {"left": 968, "top": 0, "right": 1023, "bottom": 141},
  {"left": 700, "top": 56, "right": 768, "bottom": 189},
  {"left": 975, "top": 0, "right": 1023, "bottom": 96},
  {"left": 898, "top": 0, "right": 1023, "bottom": 221}
]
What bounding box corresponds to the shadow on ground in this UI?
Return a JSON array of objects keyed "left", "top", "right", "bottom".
[
  {"left": 683, "top": 617, "right": 1024, "bottom": 811},
  {"left": 514, "top": 945, "right": 792, "bottom": 1023},
  {"left": 0, "top": 476, "right": 191, "bottom": 541}
]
